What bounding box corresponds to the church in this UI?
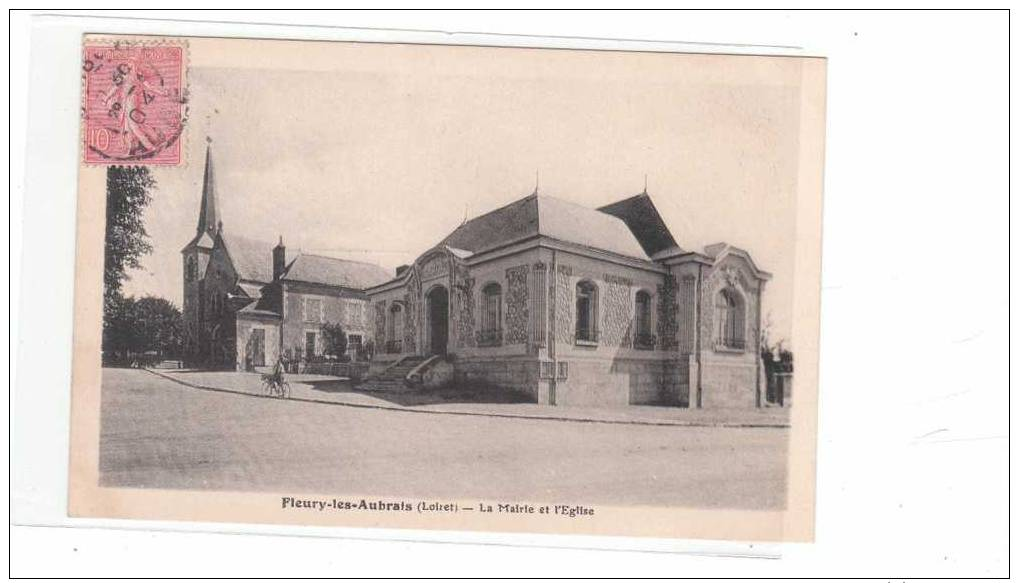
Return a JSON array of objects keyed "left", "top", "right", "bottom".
[
  {"left": 182, "top": 145, "right": 773, "bottom": 408},
  {"left": 181, "top": 146, "right": 390, "bottom": 371}
]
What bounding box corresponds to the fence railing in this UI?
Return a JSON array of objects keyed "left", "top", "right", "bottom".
[
  {"left": 300, "top": 361, "right": 370, "bottom": 380},
  {"left": 385, "top": 339, "right": 403, "bottom": 354}
]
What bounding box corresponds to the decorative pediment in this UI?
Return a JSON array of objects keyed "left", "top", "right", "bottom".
[
  {"left": 709, "top": 244, "right": 771, "bottom": 282},
  {"left": 709, "top": 262, "right": 755, "bottom": 294},
  {"left": 418, "top": 251, "right": 449, "bottom": 280}
]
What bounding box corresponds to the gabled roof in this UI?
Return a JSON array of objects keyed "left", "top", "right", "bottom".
[
  {"left": 237, "top": 281, "right": 264, "bottom": 299},
  {"left": 182, "top": 230, "right": 215, "bottom": 251},
  {"left": 230, "top": 281, "right": 281, "bottom": 318},
  {"left": 658, "top": 242, "right": 772, "bottom": 281},
  {"left": 281, "top": 254, "right": 392, "bottom": 289},
  {"left": 438, "top": 193, "right": 649, "bottom": 260},
  {"left": 220, "top": 234, "right": 274, "bottom": 283},
  {"left": 702, "top": 243, "right": 772, "bottom": 280},
  {"left": 597, "top": 193, "right": 679, "bottom": 256}
]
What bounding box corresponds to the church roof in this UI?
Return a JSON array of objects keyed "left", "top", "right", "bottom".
[
  {"left": 183, "top": 230, "right": 215, "bottom": 251},
  {"left": 439, "top": 193, "right": 649, "bottom": 260},
  {"left": 281, "top": 254, "right": 392, "bottom": 289},
  {"left": 182, "top": 145, "right": 220, "bottom": 251},
  {"left": 220, "top": 234, "right": 274, "bottom": 283},
  {"left": 196, "top": 145, "right": 219, "bottom": 236}
]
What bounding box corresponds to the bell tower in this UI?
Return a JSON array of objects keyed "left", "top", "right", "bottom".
[{"left": 181, "top": 141, "right": 220, "bottom": 360}]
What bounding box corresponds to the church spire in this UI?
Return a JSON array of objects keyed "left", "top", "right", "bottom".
[{"left": 196, "top": 139, "right": 219, "bottom": 236}]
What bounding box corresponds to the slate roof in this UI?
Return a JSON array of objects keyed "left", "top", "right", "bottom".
[
  {"left": 281, "top": 254, "right": 392, "bottom": 289},
  {"left": 220, "top": 234, "right": 274, "bottom": 283},
  {"left": 597, "top": 193, "right": 679, "bottom": 257},
  {"left": 237, "top": 281, "right": 264, "bottom": 299},
  {"left": 438, "top": 193, "right": 649, "bottom": 260},
  {"left": 182, "top": 230, "right": 215, "bottom": 251}
]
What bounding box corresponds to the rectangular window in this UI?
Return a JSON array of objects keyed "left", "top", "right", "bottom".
[
  {"left": 344, "top": 299, "right": 362, "bottom": 327},
  {"left": 634, "top": 291, "right": 655, "bottom": 349},
  {"left": 477, "top": 284, "right": 503, "bottom": 346},
  {"left": 556, "top": 361, "right": 569, "bottom": 380},
  {"left": 304, "top": 298, "right": 322, "bottom": 323},
  {"left": 347, "top": 334, "right": 363, "bottom": 357},
  {"left": 538, "top": 360, "right": 554, "bottom": 380},
  {"left": 305, "top": 331, "right": 317, "bottom": 357},
  {"left": 485, "top": 293, "right": 500, "bottom": 332}
]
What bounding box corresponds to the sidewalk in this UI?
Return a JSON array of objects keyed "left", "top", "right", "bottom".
[{"left": 145, "top": 368, "right": 791, "bottom": 428}]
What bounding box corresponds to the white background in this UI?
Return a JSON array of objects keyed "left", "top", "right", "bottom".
[{"left": 7, "top": 9, "right": 1011, "bottom": 578}]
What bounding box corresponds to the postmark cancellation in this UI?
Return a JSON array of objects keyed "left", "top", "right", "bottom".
[{"left": 81, "top": 37, "right": 188, "bottom": 166}]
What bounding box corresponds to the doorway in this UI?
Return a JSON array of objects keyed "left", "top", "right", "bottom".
[
  {"left": 249, "top": 328, "right": 266, "bottom": 367},
  {"left": 426, "top": 285, "right": 449, "bottom": 356}
]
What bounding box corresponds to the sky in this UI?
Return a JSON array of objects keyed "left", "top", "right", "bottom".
[{"left": 122, "top": 39, "right": 808, "bottom": 345}]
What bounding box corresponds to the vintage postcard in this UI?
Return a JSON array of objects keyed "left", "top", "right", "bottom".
[{"left": 68, "top": 33, "right": 825, "bottom": 543}]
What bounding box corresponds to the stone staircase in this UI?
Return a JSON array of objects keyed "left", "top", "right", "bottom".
[{"left": 357, "top": 356, "right": 426, "bottom": 392}]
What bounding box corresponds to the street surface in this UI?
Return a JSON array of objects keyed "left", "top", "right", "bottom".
[{"left": 100, "top": 368, "right": 789, "bottom": 509}]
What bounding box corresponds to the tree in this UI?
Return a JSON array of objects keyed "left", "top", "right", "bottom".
[
  {"left": 320, "top": 322, "right": 348, "bottom": 361},
  {"left": 132, "top": 296, "right": 183, "bottom": 357},
  {"left": 102, "top": 295, "right": 183, "bottom": 364},
  {"left": 759, "top": 312, "right": 794, "bottom": 368},
  {"left": 104, "top": 166, "right": 155, "bottom": 308},
  {"left": 103, "top": 294, "right": 138, "bottom": 362}
]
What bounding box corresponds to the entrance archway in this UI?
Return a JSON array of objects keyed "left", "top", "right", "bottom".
[{"left": 426, "top": 285, "right": 449, "bottom": 356}]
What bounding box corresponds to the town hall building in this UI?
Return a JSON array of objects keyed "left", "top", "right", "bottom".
[{"left": 366, "top": 188, "right": 772, "bottom": 409}]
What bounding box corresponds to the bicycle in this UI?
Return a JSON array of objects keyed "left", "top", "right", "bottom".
[{"left": 261, "top": 361, "right": 291, "bottom": 399}]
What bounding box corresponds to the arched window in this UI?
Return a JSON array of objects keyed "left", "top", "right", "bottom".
[
  {"left": 715, "top": 288, "right": 745, "bottom": 350},
  {"left": 575, "top": 280, "right": 598, "bottom": 343},
  {"left": 634, "top": 290, "right": 654, "bottom": 349},
  {"left": 387, "top": 303, "right": 403, "bottom": 353},
  {"left": 478, "top": 283, "right": 503, "bottom": 346},
  {"left": 185, "top": 256, "right": 197, "bottom": 282}
]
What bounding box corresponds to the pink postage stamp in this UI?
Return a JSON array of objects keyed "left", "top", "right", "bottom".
[{"left": 81, "top": 40, "right": 187, "bottom": 165}]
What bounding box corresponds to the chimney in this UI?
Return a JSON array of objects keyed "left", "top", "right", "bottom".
[
  {"left": 273, "top": 236, "right": 286, "bottom": 280},
  {"left": 395, "top": 264, "right": 409, "bottom": 277}
]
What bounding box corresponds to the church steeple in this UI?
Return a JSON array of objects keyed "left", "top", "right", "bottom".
[{"left": 196, "top": 141, "right": 219, "bottom": 236}]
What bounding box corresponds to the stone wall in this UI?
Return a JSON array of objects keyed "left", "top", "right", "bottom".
[
  {"left": 602, "top": 273, "right": 633, "bottom": 348},
  {"left": 452, "top": 261, "right": 475, "bottom": 350},
  {"left": 696, "top": 255, "right": 763, "bottom": 408},
  {"left": 235, "top": 318, "right": 280, "bottom": 371},
  {"left": 554, "top": 264, "right": 573, "bottom": 344},
  {"left": 550, "top": 254, "right": 666, "bottom": 354},
  {"left": 699, "top": 355, "right": 758, "bottom": 408},
  {"left": 661, "top": 355, "right": 691, "bottom": 406},
  {"left": 373, "top": 300, "right": 386, "bottom": 349},
  {"left": 656, "top": 274, "right": 679, "bottom": 351},
  {"left": 453, "top": 356, "right": 540, "bottom": 402},
  {"left": 504, "top": 265, "right": 529, "bottom": 345},
  {"left": 198, "top": 244, "right": 241, "bottom": 367},
  {"left": 402, "top": 291, "right": 419, "bottom": 354},
  {"left": 553, "top": 357, "right": 669, "bottom": 406},
  {"left": 281, "top": 282, "right": 370, "bottom": 358}
]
